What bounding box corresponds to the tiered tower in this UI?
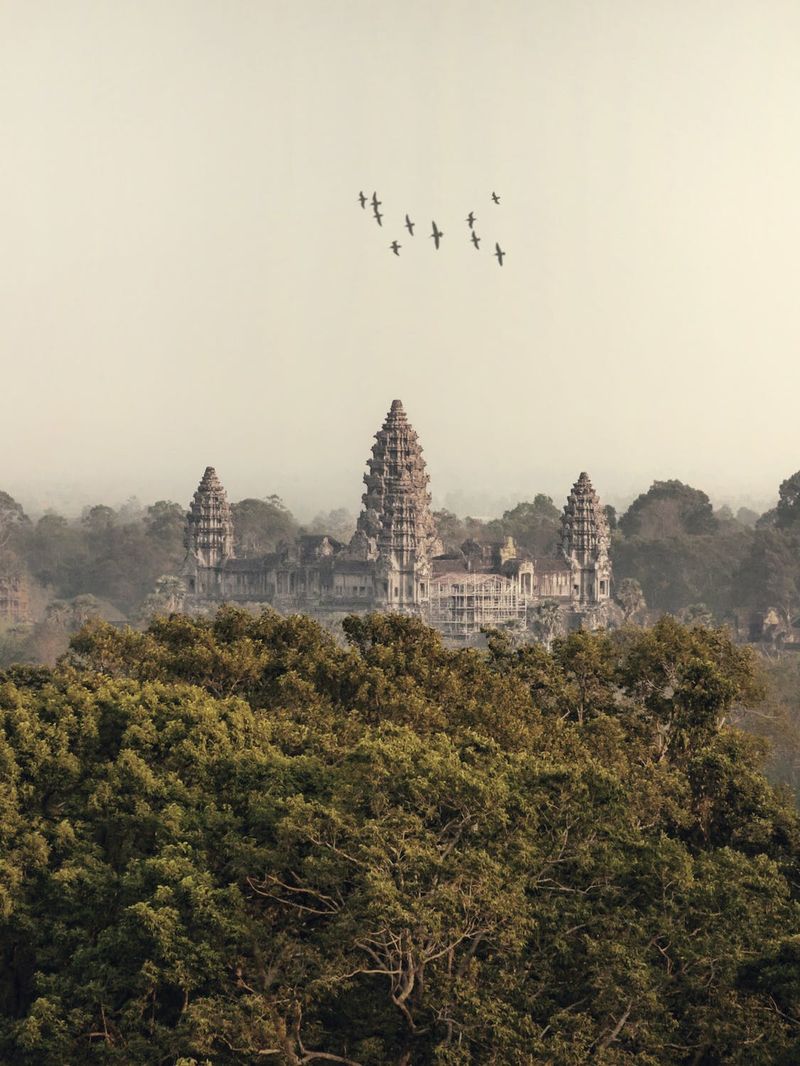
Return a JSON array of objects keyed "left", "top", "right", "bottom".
[
  {"left": 350, "top": 400, "right": 442, "bottom": 608},
  {"left": 561, "top": 472, "right": 611, "bottom": 606},
  {"left": 184, "top": 467, "right": 234, "bottom": 595}
]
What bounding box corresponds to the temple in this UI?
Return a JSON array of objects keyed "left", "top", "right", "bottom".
[{"left": 181, "top": 400, "right": 613, "bottom": 639}]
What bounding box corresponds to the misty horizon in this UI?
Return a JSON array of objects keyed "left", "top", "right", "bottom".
[
  {"left": 3, "top": 1, "right": 799, "bottom": 523},
  {"left": 3, "top": 425, "right": 778, "bottom": 527}
]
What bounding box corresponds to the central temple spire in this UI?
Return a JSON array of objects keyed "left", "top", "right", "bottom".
[
  {"left": 350, "top": 400, "right": 442, "bottom": 604},
  {"left": 560, "top": 471, "right": 611, "bottom": 606},
  {"left": 185, "top": 466, "right": 235, "bottom": 568},
  {"left": 561, "top": 472, "right": 609, "bottom": 560}
]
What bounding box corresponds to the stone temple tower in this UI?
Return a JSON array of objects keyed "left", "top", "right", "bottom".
[
  {"left": 561, "top": 472, "right": 611, "bottom": 606},
  {"left": 349, "top": 399, "right": 442, "bottom": 609},
  {"left": 183, "top": 466, "right": 234, "bottom": 595}
]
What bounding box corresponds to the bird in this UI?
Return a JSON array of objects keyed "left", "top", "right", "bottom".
[
  {"left": 373, "top": 205, "right": 383, "bottom": 226},
  {"left": 358, "top": 191, "right": 367, "bottom": 208},
  {"left": 390, "top": 240, "right": 401, "bottom": 256},
  {"left": 405, "top": 214, "right": 415, "bottom": 235},
  {"left": 494, "top": 242, "right": 505, "bottom": 266},
  {"left": 371, "top": 191, "right": 381, "bottom": 209},
  {"left": 491, "top": 191, "right": 501, "bottom": 204},
  {"left": 430, "top": 221, "right": 443, "bottom": 249},
  {"left": 466, "top": 211, "right": 476, "bottom": 228},
  {"left": 471, "top": 231, "right": 481, "bottom": 249}
]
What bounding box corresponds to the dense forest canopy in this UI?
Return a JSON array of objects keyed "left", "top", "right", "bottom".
[
  {"left": 2, "top": 610, "right": 800, "bottom": 1064},
  {"left": 2, "top": 473, "right": 800, "bottom": 789}
]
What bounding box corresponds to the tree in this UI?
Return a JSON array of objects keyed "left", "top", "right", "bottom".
[
  {"left": 305, "top": 508, "right": 356, "bottom": 543},
  {"left": 680, "top": 602, "right": 715, "bottom": 627},
  {"left": 616, "top": 616, "right": 761, "bottom": 761},
  {"left": 738, "top": 528, "right": 800, "bottom": 627},
  {"left": 615, "top": 577, "right": 647, "bottom": 623},
  {"left": 530, "top": 599, "right": 563, "bottom": 648},
  {"left": 138, "top": 574, "right": 186, "bottom": 620},
  {"left": 619, "top": 480, "right": 718, "bottom": 538},
  {"left": 432, "top": 509, "right": 465, "bottom": 553},
  {"left": 2, "top": 610, "right": 799, "bottom": 1063},
  {"left": 497, "top": 494, "right": 561, "bottom": 555},
  {"left": 612, "top": 524, "right": 752, "bottom": 617},
  {"left": 80, "top": 504, "right": 116, "bottom": 534},
  {"left": 231, "top": 496, "right": 297, "bottom": 557},
  {"left": 144, "top": 501, "right": 185, "bottom": 550},
  {"left": 736, "top": 506, "right": 761, "bottom": 527},
  {"left": 0, "top": 491, "right": 30, "bottom": 551},
  {"left": 27, "top": 513, "right": 88, "bottom": 593},
  {"left": 776, "top": 471, "right": 800, "bottom": 529}
]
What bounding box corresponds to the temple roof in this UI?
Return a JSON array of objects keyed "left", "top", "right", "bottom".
[
  {"left": 197, "top": 466, "right": 225, "bottom": 491},
  {"left": 186, "top": 465, "right": 235, "bottom": 560},
  {"left": 334, "top": 559, "right": 374, "bottom": 574},
  {"left": 533, "top": 557, "right": 573, "bottom": 573},
  {"left": 352, "top": 398, "right": 442, "bottom": 562},
  {"left": 561, "top": 472, "right": 609, "bottom": 559}
]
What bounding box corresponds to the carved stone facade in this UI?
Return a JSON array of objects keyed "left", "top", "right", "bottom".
[
  {"left": 560, "top": 472, "right": 612, "bottom": 607},
  {"left": 183, "top": 466, "right": 235, "bottom": 598},
  {"left": 181, "top": 400, "right": 613, "bottom": 638},
  {"left": 351, "top": 399, "right": 443, "bottom": 608}
]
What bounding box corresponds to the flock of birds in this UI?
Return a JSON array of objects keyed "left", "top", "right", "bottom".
[{"left": 358, "top": 190, "right": 506, "bottom": 266}]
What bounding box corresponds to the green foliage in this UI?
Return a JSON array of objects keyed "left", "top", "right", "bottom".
[
  {"left": 615, "top": 577, "right": 646, "bottom": 622},
  {"left": 432, "top": 511, "right": 492, "bottom": 555},
  {"left": 2, "top": 611, "right": 800, "bottom": 1063},
  {"left": 776, "top": 472, "right": 800, "bottom": 530},
  {"left": 144, "top": 501, "right": 186, "bottom": 551},
  {"left": 619, "top": 481, "right": 718, "bottom": 539},
  {"left": 19, "top": 505, "right": 187, "bottom": 617},
  {"left": 495, "top": 495, "right": 561, "bottom": 556},
  {"left": 737, "top": 528, "right": 800, "bottom": 626},
  {"left": 231, "top": 497, "right": 298, "bottom": 557},
  {"left": 612, "top": 525, "right": 752, "bottom": 619},
  {"left": 304, "top": 508, "right": 356, "bottom": 543},
  {"left": 749, "top": 654, "right": 800, "bottom": 797},
  {"left": 433, "top": 497, "right": 559, "bottom": 557},
  {"left": 0, "top": 491, "right": 31, "bottom": 552}
]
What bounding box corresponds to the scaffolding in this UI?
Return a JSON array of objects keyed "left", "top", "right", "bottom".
[{"left": 427, "top": 573, "right": 526, "bottom": 639}]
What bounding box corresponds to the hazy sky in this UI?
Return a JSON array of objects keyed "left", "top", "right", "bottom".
[{"left": 2, "top": 1, "right": 799, "bottom": 519}]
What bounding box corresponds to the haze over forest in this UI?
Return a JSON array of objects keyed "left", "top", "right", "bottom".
[{"left": 3, "top": 0, "right": 800, "bottom": 518}]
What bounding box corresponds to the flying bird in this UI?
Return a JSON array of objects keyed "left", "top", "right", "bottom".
[
  {"left": 371, "top": 191, "right": 382, "bottom": 209},
  {"left": 358, "top": 191, "right": 367, "bottom": 208},
  {"left": 373, "top": 206, "right": 383, "bottom": 226},
  {"left": 430, "top": 221, "right": 443, "bottom": 249},
  {"left": 466, "top": 211, "right": 476, "bottom": 228},
  {"left": 405, "top": 214, "right": 415, "bottom": 235},
  {"left": 471, "top": 231, "right": 481, "bottom": 249},
  {"left": 494, "top": 242, "right": 505, "bottom": 266},
  {"left": 390, "top": 240, "right": 401, "bottom": 256},
  {"left": 491, "top": 191, "right": 501, "bottom": 204}
]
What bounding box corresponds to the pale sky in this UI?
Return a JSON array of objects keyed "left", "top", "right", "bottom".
[{"left": 2, "top": 1, "right": 799, "bottom": 519}]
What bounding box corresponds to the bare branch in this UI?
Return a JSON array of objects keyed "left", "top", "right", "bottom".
[{"left": 596, "top": 1000, "right": 633, "bottom": 1051}]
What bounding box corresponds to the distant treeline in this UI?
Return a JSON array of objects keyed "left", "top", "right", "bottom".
[
  {"left": 0, "top": 495, "right": 353, "bottom": 665},
  {"left": 2, "top": 469, "right": 800, "bottom": 665}
]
